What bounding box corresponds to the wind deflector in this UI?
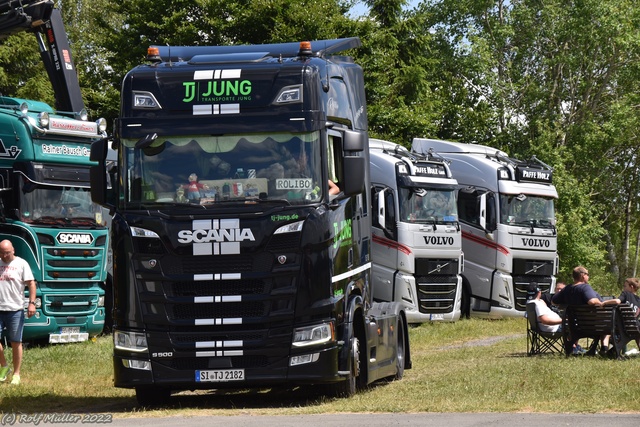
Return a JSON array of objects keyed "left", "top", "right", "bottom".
[{"left": 152, "top": 37, "right": 361, "bottom": 62}]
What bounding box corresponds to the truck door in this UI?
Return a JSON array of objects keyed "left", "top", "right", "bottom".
[
  {"left": 457, "top": 187, "right": 497, "bottom": 311},
  {"left": 371, "top": 186, "right": 398, "bottom": 302}
]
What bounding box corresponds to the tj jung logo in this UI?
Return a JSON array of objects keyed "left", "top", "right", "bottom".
[{"left": 177, "top": 219, "right": 255, "bottom": 256}]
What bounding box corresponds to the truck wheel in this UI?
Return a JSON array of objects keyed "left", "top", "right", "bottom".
[
  {"left": 327, "top": 325, "right": 360, "bottom": 398},
  {"left": 135, "top": 386, "right": 171, "bottom": 407},
  {"left": 395, "top": 317, "right": 406, "bottom": 380}
]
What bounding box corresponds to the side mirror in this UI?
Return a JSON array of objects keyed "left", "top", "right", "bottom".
[
  {"left": 377, "top": 188, "right": 386, "bottom": 229},
  {"left": 343, "top": 130, "right": 364, "bottom": 152},
  {"left": 342, "top": 156, "right": 365, "bottom": 196},
  {"left": 90, "top": 138, "right": 109, "bottom": 206}
]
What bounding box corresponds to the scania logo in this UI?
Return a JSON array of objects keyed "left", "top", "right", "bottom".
[
  {"left": 56, "top": 233, "right": 94, "bottom": 245},
  {"left": 177, "top": 218, "right": 255, "bottom": 256}
]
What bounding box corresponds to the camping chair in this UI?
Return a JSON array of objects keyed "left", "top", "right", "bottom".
[{"left": 526, "top": 302, "right": 563, "bottom": 356}]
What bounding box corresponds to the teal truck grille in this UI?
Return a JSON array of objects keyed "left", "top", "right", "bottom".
[
  {"left": 44, "top": 294, "right": 100, "bottom": 315},
  {"left": 41, "top": 245, "right": 105, "bottom": 281}
]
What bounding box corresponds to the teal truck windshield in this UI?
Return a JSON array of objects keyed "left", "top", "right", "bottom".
[
  {"left": 399, "top": 187, "right": 458, "bottom": 223},
  {"left": 500, "top": 194, "right": 555, "bottom": 228},
  {"left": 19, "top": 177, "right": 106, "bottom": 227},
  {"left": 122, "top": 131, "right": 323, "bottom": 206}
]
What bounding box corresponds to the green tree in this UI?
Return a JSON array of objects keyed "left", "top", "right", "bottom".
[
  {"left": 354, "top": 0, "right": 441, "bottom": 145},
  {"left": 421, "top": 0, "right": 640, "bottom": 285}
]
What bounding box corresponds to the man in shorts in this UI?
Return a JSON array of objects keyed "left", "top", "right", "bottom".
[{"left": 0, "top": 240, "right": 36, "bottom": 385}]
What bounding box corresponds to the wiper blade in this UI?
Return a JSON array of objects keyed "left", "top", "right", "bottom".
[{"left": 33, "top": 216, "right": 68, "bottom": 225}]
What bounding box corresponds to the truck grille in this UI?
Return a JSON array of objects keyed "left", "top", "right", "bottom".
[
  {"left": 512, "top": 258, "right": 554, "bottom": 311},
  {"left": 41, "top": 244, "right": 105, "bottom": 282},
  {"left": 139, "top": 248, "right": 299, "bottom": 375},
  {"left": 414, "top": 259, "right": 459, "bottom": 314},
  {"left": 44, "top": 294, "right": 99, "bottom": 315}
]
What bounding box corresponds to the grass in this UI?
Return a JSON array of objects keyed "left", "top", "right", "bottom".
[{"left": 1, "top": 317, "right": 639, "bottom": 417}]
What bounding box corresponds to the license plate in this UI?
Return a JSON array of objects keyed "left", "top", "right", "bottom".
[
  {"left": 60, "top": 327, "right": 80, "bottom": 334},
  {"left": 430, "top": 314, "right": 444, "bottom": 321},
  {"left": 196, "top": 369, "right": 245, "bottom": 382}
]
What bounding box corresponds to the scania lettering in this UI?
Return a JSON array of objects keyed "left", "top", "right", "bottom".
[
  {"left": 90, "top": 39, "right": 410, "bottom": 405},
  {"left": 0, "top": 1, "right": 110, "bottom": 342},
  {"left": 412, "top": 138, "right": 558, "bottom": 319},
  {"left": 369, "top": 139, "right": 463, "bottom": 323}
]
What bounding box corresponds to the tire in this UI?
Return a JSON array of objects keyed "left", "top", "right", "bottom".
[
  {"left": 395, "top": 317, "right": 406, "bottom": 380},
  {"left": 135, "top": 386, "right": 171, "bottom": 407},
  {"left": 326, "top": 324, "right": 360, "bottom": 398}
]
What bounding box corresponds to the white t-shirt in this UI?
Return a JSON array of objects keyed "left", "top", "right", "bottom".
[
  {"left": 529, "top": 299, "right": 562, "bottom": 333},
  {"left": 0, "top": 257, "right": 35, "bottom": 311}
]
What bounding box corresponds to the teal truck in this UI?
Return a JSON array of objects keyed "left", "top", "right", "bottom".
[{"left": 0, "top": 2, "right": 110, "bottom": 342}]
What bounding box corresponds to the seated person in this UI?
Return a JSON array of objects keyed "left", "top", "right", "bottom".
[
  {"left": 541, "top": 282, "right": 565, "bottom": 315},
  {"left": 552, "top": 266, "right": 621, "bottom": 355},
  {"left": 618, "top": 277, "right": 640, "bottom": 351},
  {"left": 527, "top": 284, "right": 562, "bottom": 333},
  {"left": 428, "top": 192, "right": 448, "bottom": 215},
  {"left": 408, "top": 194, "right": 429, "bottom": 221}
]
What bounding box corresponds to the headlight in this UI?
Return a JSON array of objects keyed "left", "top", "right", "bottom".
[
  {"left": 114, "top": 330, "right": 148, "bottom": 352},
  {"left": 130, "top": 226, "right": 160, "bottom": 238},
  {"left": 292, "top": 322, "right": 334, "bottom": 347},
  {"left": 96, "top": 117, "right": 107, "bottom": 133},
  {"left": 38, "top": 112, "right": 50, "bottom": 128}
]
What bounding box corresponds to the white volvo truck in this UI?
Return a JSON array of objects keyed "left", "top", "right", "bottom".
[
  {"left": 369, "top": 139, "right": 463, "bottom": 323},
  {"left": 412, "top": 138, "right": 558, "bottom": 319}
]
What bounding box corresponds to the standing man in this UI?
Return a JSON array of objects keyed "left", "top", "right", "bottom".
[{"left": 0, "top": 240, "right": 36, "bottom": 385}]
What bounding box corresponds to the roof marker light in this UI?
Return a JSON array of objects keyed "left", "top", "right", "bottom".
[
  {"left": 147, "top": 47, "right": 161, "bottom": 63},
  {"left": 298, "top": 41, "right": 312, "bottom": 56}
]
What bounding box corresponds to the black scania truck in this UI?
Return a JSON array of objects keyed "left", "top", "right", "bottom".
[{"left": 89, "top": 38, "right": 410, "bottom": 405}]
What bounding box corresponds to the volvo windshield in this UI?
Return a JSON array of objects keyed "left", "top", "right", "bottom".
[
  {"left": 500, "top": 194, "right": 555, "bottom": 228},
  {"left": 121, "top": 132, "right": 324, "bottom": 207},
  {"left": 399, "top": 187, "right": 458, "bottom": 223}
]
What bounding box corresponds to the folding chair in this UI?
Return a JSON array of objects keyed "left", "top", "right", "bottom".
[{"left": 526, "top": 302, "right": 563, "bottom": 356}]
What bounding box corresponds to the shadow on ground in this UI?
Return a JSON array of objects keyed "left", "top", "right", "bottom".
[{"left": 0, "top": 384, "right": 363, "bottom": 414}]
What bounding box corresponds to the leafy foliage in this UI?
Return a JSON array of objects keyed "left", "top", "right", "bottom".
[{"left": 1, "top": 0, "right": 640, "bottom": 284}]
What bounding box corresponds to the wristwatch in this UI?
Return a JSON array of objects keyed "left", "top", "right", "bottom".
[{"left": 28, "top": 301, "right": 36, "bottom": 306}]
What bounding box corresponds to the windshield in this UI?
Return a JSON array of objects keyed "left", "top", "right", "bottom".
[
  {"left": 121, "top": 132, "right": 324, "bottom": 206},
  {"left": 20, "top": 178, "right": 106, "bottom": 227},
  {"left": 399, "top": 187, "right": 458, "bottom": 223},
  {"left": 500, "top": 194, "right": 555, "bottom": 228}
]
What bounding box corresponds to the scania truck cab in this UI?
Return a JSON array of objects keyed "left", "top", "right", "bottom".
[
  {"left": 412, "top": 138, "right": 558, "bottom": 319},
  {"left": 89, "top": 38, "right": 410, "bottom": 405}
]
